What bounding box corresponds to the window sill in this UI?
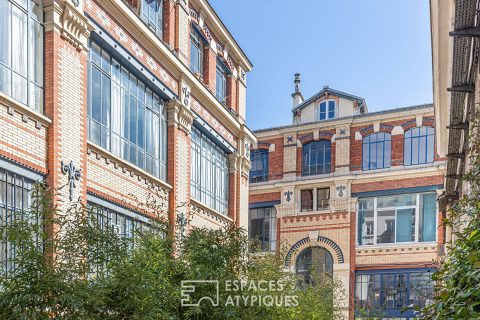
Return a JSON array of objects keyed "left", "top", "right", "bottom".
[
  {"left": 356, "top": 241, "right": 437, "bottom": 250},
  {"left": 87, "top": 141, "right": 173, "bottom": 191},
  {"left": 190, "top": 198, "right": 233, "bottom": 224},
  {"left": 0, "top": 93, "right": 51, "bottom": 127}
]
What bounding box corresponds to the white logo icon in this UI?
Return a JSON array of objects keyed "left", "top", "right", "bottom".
[{"left": 181, "top": 280, "right": 219, "bottom": 307}]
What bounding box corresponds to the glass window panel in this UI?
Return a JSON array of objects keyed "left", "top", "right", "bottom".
[
  {"left": 358, "top": 198, "right": 374, "bottom": 245},
  {"left": 377, "top": 210, "right": 395, "bottom": 244},
  {"left": 317, "top": 188, "right": 330, "bottom": 210},
  {"left": 11, "top": 6, "right": 27, "bottom": 76},
  {"left": 419, "top": 193, "right": 436, "bottom": 242},
  {"left": 301, "top": 190, "right": 313, "bottom": 212},
  {"left": 377, "top": 194, "right": 416, "bottom": 208},
  {"left": 396, "top": 208, "right": 415, "bottom": 242}
]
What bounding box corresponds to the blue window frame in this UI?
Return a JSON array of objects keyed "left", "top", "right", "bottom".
[
  {"left": 318, "top": 100, "right": 335, "bottom": 120},
  {"left": 302, "top": 141, "right": 331, "bottom": 176},
  {"left": 216, "top": 59, "right": 227, "bottom": 105},
  {"left": 0, "top": 0, "right": 44, "bottom": 112},
  {"left": 362, "top": 132, "right": 391, "bottom": 170},
  {"left": 189, "top": 28, "right": 203, "bottom": 75},
  {"left": 249, "top": 206, "right": 276, "bottom": 252},
  {"left": 141, "top": 0, "right": 163, "bottom": 39},
  {"left": 250, "top": 150, "right": 268, "bottom": 183},
  {"left": 404, "top": 127, "right": 435, "bottom": 166},
  {"left": 190, "top": 126, "right": 229, "bottom": 214},
  {"left": 355, "top": 268, "right": 434, "bottom": 319},
  {"left": 87, "top": 40, "right": 168, "bottom": 180}
]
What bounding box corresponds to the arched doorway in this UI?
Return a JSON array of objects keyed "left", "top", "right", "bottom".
[{"left": 296, "top": 246, "right": 333, "bottom": 286}]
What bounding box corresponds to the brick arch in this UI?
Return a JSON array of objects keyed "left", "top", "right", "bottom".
[
  {"left": 284, "top": 236, "right": 344, "bottom": 268},
  {"left": 421, "top": 116, "right": 435, "bottom": 127},
  {"left": 255, "top": 141, "right": 271, "bottom": 151},
  {"left": 358, "top": 125, "right": 374, "bottom": 137},
  {"left": 379, "top": 123, "right": 394, "bottom": 134},
  {"left": 298, "top": 132, "right": 334, "bottom": 145},
  {"left": 401, "top": 119, "right": 417, "bottom": 131}
]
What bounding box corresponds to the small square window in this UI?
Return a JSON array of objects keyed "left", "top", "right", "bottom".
[
  {"left": 317, "top": 188, "right": 330, "bottom": 210},
  {"left": 301, "top": 190, "right": 313, "bottom": 212}
]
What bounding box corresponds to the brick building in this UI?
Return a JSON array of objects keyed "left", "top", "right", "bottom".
[
  {"left": 249, "top": 75, "right": 447, "bottom": 319},
  {"left": 0, "top": 0, "right": 255, "bottom": 261}
]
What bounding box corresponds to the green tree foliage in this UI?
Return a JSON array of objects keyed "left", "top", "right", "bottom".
[
  {"left": 420, "top": 116, "right": 480, "bottom": 319},
  {"left": 0, "top": 187, "right": 345, "bottom": 319}
]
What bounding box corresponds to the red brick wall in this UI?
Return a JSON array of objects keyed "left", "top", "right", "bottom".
[
  {"left": 163, "top": 0, "right": 176, "bottom": 48},
  {"left": 203, "top": 48, "right": 216, "bottom": 94},
  {"left": 249, "top": 192, "right": 281, "bottom": 203},
  {"left": 267, "top": 138, "right": 284, "bottom": 181},
  {"left": 227, "top": 75, "right": 238, "bottom": 113},
  {"left": 351, "top": 175, "right": 444, "bottom": 194}
]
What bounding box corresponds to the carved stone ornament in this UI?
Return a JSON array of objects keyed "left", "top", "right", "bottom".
[
  {"left": 61, "top": 1, "right": 93, "bottom": 51},
  {"left": 336, "top": 185, "right": 346, "bottom": 197},
  {"left": 167, "top": 100, "right": 194, "bottom": 135},
  {"left": 284, "top": 190, "right": 293, "bottom": 202},
  {"left": 61, "top": 160, "right": 82, "bottom": 201}
]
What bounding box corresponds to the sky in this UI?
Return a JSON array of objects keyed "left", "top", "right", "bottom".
[{"left": 208, "top": 0, "right": 433, "bottom": 130}]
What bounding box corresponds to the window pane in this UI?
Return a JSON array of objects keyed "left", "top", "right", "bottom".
[
  {"left": 358, "top": 199, "right": 374, "bottom": 245},
  {"left": 377, "top": 194, "right": 415, "bottom": 208},
  {"left": 0, "top": 1, "right": 11, "bottom": 66},
  {"left": 11, "top": 6, "right": 27, "bottom": 76},
  {"left": 301, "top": 190, "right": 313, "bottom": 212},
  {"left": 377, "top": 210, "right": 395, "bottom": 244},
  {"left": 396, "top": 208, "right": 415, "bottom": 242},
  {"left": 419, "top": 193, "right": 436, "bottom": 242},
  {"left": 317, "top": 188, "right": 330, "bottom": 210}
]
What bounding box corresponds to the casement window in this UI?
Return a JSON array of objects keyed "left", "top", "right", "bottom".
[
  {"left": 250, "top": 150, "right": 268, "bottom": 183},
  {"left": 302, "top": 141, "right": 331, "bottom": 176},
  {"left": 141, "top": 0, "right": 163, "bottom": 39},
  {"left": 404, "top": 127, "right": 435, "bottom": 166},
  {"left": 317, "top": 100, "right": 336, "bottom": 120},
  {"left": 301, "top": 187, "right": 330, "bottom": 212},
  {"left": 357, "top": 193, "right": 437, "bottom": 246},
  {"left": 87, "top": 41, "right": 168, "bottom": 180},
  {"left": 362, "top": 132, "right": 391, "bottom": 170},
  {"left": 0, "top": 167, "right": 40, "bottom": 273},
  {"left": 190, "top": 126, "right": 229, "bottom": 214},
  {"left": 355, "top": 269, "right": 434, "bottom": 319},
  {"left": 296, "top": 247, "right": 333, "bottom": 286},
  {"left": 249, "top": 207, "right": 276, "bottom": 252},
  {"left": 189, "top": 29, "right": 203, "bottom": 75},
  {"left": 0, "top": 0, "right": 43, "bottom": 112},
  {"left": 215, "top": 59, "right": 227, "bottom": 105}
]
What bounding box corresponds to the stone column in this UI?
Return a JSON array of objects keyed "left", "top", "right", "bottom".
[
  {"left": 166, "top": 79, "right": 194, "bottom": 238},
  {"left": 175, "top": 0, "right": 190, "bottom": 65},
  {"left": 43, "top": 0, "right": 93, "bottom": 208}
]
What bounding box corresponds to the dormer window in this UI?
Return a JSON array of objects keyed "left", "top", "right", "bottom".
[{"left": 318, "top": 100, "right": 336, "bottom": 120}]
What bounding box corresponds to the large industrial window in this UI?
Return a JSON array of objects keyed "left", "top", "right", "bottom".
[
  {"left": 357, "top": 193, "right": 437, "bottom": 246},
  {"left": 355, "top": 269, "right": 434, "bottom": 319},
  {"left": 141, "top": 0, "right": 163, "bottom": 39},
  {"left": 362, "top": 132, "right": 391, "bottom": 170},
  {"left": 302, "top": 141, "right": 331, "bottom": 176},
  {"left": 0, "top": 0, "right": 43, "bottom": 112},
  {"left": 249, "top": 206, "right": 276, "bottom": 252},
  {"left": 216, "top": 59, "right": 227, "bottom": 105},
  {"left": 317, "top": 100, "right": 335, "bottom": 120},
  {"left": 0, "top": 168, "right": 38, "bottom": 274},
  {"left": 250, "top": 150, "right": 268, "bottom": 183},
  {"left": 87, "top": 41, "right": 168, "bottom": 180},
  {"left": 190, "top": 29, "right": 203, "bottom": 75},
  {"left": 190, "top": 126, "right": 229, "bottom": 214},
  {"left": 404, "top": 127, "right": 435, "bottom": 166},
  {"left": 296, "top": 246, "right": 333, "bottom": 286}
]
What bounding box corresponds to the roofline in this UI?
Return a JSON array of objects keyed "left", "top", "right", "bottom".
[
  {"left": 199, "top": 0, "right": 253, "bottom": 70},
  {"left": 254, "top": 103, "right": 434, "bottom": 134},
  {"left": 292, "top": 87, "right": 365, "bottom": 112}
]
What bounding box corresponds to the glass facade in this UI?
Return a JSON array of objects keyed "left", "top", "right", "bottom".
[
  {"left": 0, "top": 168, "right": 37, "bottom": 273},
  {"left": 404, "top": 127, "right": 435, "bottom": 166},
  {"left": 141, "top": 0, "right": 163, "bottom": 38},
  {"left": 362, "top": 132, "right": 391, "bottom": 170},
  {"left": 355, "top": 269, "right": 434, "bottom": 319},
  {"left": 249, "top": 206, "right": 276, "bottom": 252},
  {"left": 250, "top": 150, "right": 268, "bottom": 183},
  {"left": 0, "top": 0, "right": 43, "bottom": 112},
  {"left": 318, "top": 100, "right": 335, "bottom": 120},
  {"left": 357, "top": 193, "right": 437, "bottom": 246},
  {"left": 216, "top": 59, "right": 227, "bottom": 104},
  {"left": 88, "top": 41, "right": 168, "bottom": 180},
  {"left": 302, "top": 141, "right": 331, "bottom": 176},
  {"left": 190, "top": 126, "right": 229, "bottom": 214},
  {"left": 190, "top": 28, "right": 203, "bottom": 75}
]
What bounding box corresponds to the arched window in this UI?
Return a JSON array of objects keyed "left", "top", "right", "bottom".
[
  {"left": 318, "top": 100, "right": 336, "bottom": 120},
  {"left": 404, "top": 127, "right": 435, "bottom": 165},
  {"left": 362, "top": 132, "right": 391, "bottom": 170},
  {"left": 296, "top": 246, "right": 333, "bottom": 286},
  {"left": 302, "top": 141, "right": 331, "bottom": 176}
]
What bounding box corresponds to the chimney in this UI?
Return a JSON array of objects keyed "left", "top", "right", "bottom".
[{"left": 291, "top": 73, "right": 304, "bottom": 108}]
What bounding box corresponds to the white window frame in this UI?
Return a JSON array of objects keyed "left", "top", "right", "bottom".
[
  {"left": 356, "top": 192, "right": 438, "bottom": 247},
  {"left": 316, "top": 99, "right": 336, "bottom": 121}
]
